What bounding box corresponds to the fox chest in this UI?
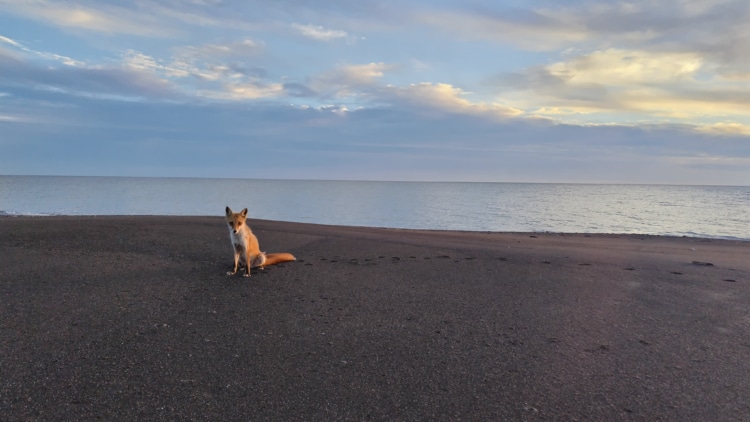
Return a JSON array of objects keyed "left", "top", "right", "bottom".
[
  {"left": 229, "top": 232, "right": 247, "bottom": 250},
  {"left": 229, "top": 229, "right": 258, "bottom": 251}
]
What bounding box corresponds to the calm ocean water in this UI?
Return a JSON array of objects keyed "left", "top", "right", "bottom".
[{"left": 1, "top": 176, "right": 748, "bottom": 240}]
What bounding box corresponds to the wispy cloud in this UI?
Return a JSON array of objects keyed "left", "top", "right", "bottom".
[
  {"left": 0, "top": 113, "right": 29, "bottom": 122},
  {"left": 0, "top": 35, "right": 21, "bottom": 47},
  {"left": 0, "top": 0, "right": 175, "bottom": 36},
  {"left": 696, "top": 122, "right": 750, "bottom": 136},
  {"left": 0, "top": 43, "right": 180, "bottom": 101},
  {"left": 385, "top": 83, "right": 524, "bottom": 118},
  {"left": 202, "top": 81, "right": 285, "bottom": 100},
  {"left": 313, "top": 62, "right": 391, "bottom": 92},
  {"left": 417, "top": 5, "right": 591, "bottom": 50},
  {"left": 178, "top": 39, "right": 265, "bottom": 59},
  {"left": 291, "top": 23, "right": 350, "bottom": 41},
  {"left": 0, "top": 34, "right": 84, "bottom": 66}
]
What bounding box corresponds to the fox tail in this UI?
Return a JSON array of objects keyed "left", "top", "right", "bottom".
[{"left": 260, "top": 252, "right": 296, "bottom": 267}]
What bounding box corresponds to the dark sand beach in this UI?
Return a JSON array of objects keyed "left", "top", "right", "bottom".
[{"left": 2, "top": 216, "right": 749, "bottom": 421}]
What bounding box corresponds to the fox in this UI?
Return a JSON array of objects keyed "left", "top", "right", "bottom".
[{"left": 225, "top": 206, "right": 296, "bottom": 277}]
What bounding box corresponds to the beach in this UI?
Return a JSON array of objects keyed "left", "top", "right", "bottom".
[{"left": 1, "top": 216, "right": 749, "bottom": 420}]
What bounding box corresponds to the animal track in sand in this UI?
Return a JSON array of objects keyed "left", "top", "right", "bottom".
[
  {"left": 312, "top": 254, "right": 487, "bottom": 265},
  {"left": 692, "top": 261, "right": 715, "bottom": 266}
]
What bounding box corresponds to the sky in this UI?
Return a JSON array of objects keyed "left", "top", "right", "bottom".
[{"left": 1, "top": 0, "right": 749, "bottom": 185}]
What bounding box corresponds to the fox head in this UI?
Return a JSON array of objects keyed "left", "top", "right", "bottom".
[{"left": 225, "top": 206, "right": 248, "bottom": 234}]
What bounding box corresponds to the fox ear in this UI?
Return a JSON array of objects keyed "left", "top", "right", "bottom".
[
  {"left": 241, "top": 208, "right": 248, "bottom": 217},
  {"left": 225, "top": 206, "right": 232, "bottom": 216}
]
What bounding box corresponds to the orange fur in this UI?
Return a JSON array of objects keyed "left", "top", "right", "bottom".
[{"left": 225, "top": 206, "right": 296, "bottom": 277}]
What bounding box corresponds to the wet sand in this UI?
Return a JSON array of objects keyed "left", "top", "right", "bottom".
[{"left": 1, "top": 216, "right": 749, "bottom": 420}]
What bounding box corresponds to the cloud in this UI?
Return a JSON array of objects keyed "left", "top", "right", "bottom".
[
  {"left": 168, "top": 40, "right": 267, "bottom": 82},
  {"left": 0, "top": 46, "right": 181, "bottom": 101},
  {"left": 291, "top": 23, "right": 349, "bottom": 41},
  {"left": 177, "top": 39, "right": 265, "bottom": 59},
  {"left": 310, "top": 62, "right": 392, "bottom": 99},
  {"left": 2, "top": 36, "right": 747, "bottom": 185},
  {"left": 321, "top": 62, "right": 390, "bottom": 85},
  {"left": 1, "top": 35, "right": 284, "bottom": 103},
  {"left": 0, "top": 35, "right": 21, "bottom": 47},
  {"left": 547, "top": 49, "right": 703, "bottom": 85},
  {"left": 417, "top": 6, "right": 589, "bottom": 51},
  {"left": 118, "top": 47, "right": 283, "bottom": 98},
  {"left": 4, "top": 36, "right": 527, "bottom": 121},
  {"left": 3, "top": 91, "right": 744, "bottom": 184},
  {"left": 496, "top": 47, "right": 750, "bottom": 124},
  {"left": 0, "top": 0, "right": 175, "bottom": 36},
  {"left": 0, "top": 34, "right": 85, "bottom": 66},
  {"left": 0, "top": 113, "right": 29, "bottom": 122},
  {"left": 696, "top": 122, "right": 750, "bottom": 136},
  {"left": 419, "top": 1, "right": 750, "bottom": 54},
  {"left": 122, "top": 50, "right": 187, "bottom": 77},
  {"left": 283, "top": 82, "right": 317, "bottom": 97},
  {"left": 106, "top": 35, "right": 285, "bottom": 100},
  {"left": 385, "top": 83, "right": 524, "bottom": 118},
  {"left": 203, "top": 81, "right": 285, "bottom": 100},
  {"left": 0, "top": 0, "right": 273, "bottom": 36},
  {"left": 416, "top": 0, "right": 750, "bottom": 92},
  {"left": 310, "top": 64, "right": 524, "bottom": 119}
]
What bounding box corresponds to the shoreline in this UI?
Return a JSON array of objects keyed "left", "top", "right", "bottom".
[
  {"left": 2, "top": 216, "right": 749, "bottom": 420},
  {"left": 2, "top": 214, "right": 748, "bottom": 243}
]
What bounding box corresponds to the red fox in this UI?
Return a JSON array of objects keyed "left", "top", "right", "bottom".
[{"left": 225, "top": 206, "right": 296, "bottom": 277}]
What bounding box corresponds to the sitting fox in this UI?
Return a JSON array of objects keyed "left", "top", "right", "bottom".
[{"left": 225, "top": 206, "right": 296, "bottom": 277}]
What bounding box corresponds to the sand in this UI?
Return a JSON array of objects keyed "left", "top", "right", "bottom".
[{"left": 1, "top": 216, "right": 749, "bottom": 420}]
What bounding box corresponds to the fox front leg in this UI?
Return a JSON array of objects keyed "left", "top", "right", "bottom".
[
  {"left": 228, "top": 245, "right": 241, "bottom": 275},
  {"left": 243, "top": 251, "right": 253, "bottom": 277}
]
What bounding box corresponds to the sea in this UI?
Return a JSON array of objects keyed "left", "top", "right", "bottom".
[{"left": 1, "top": 176, "right": 748, "bottom": 241}]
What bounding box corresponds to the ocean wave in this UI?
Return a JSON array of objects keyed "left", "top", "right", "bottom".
[{"left": 0, "top": 210, "right": 57, "bottom": 217}]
